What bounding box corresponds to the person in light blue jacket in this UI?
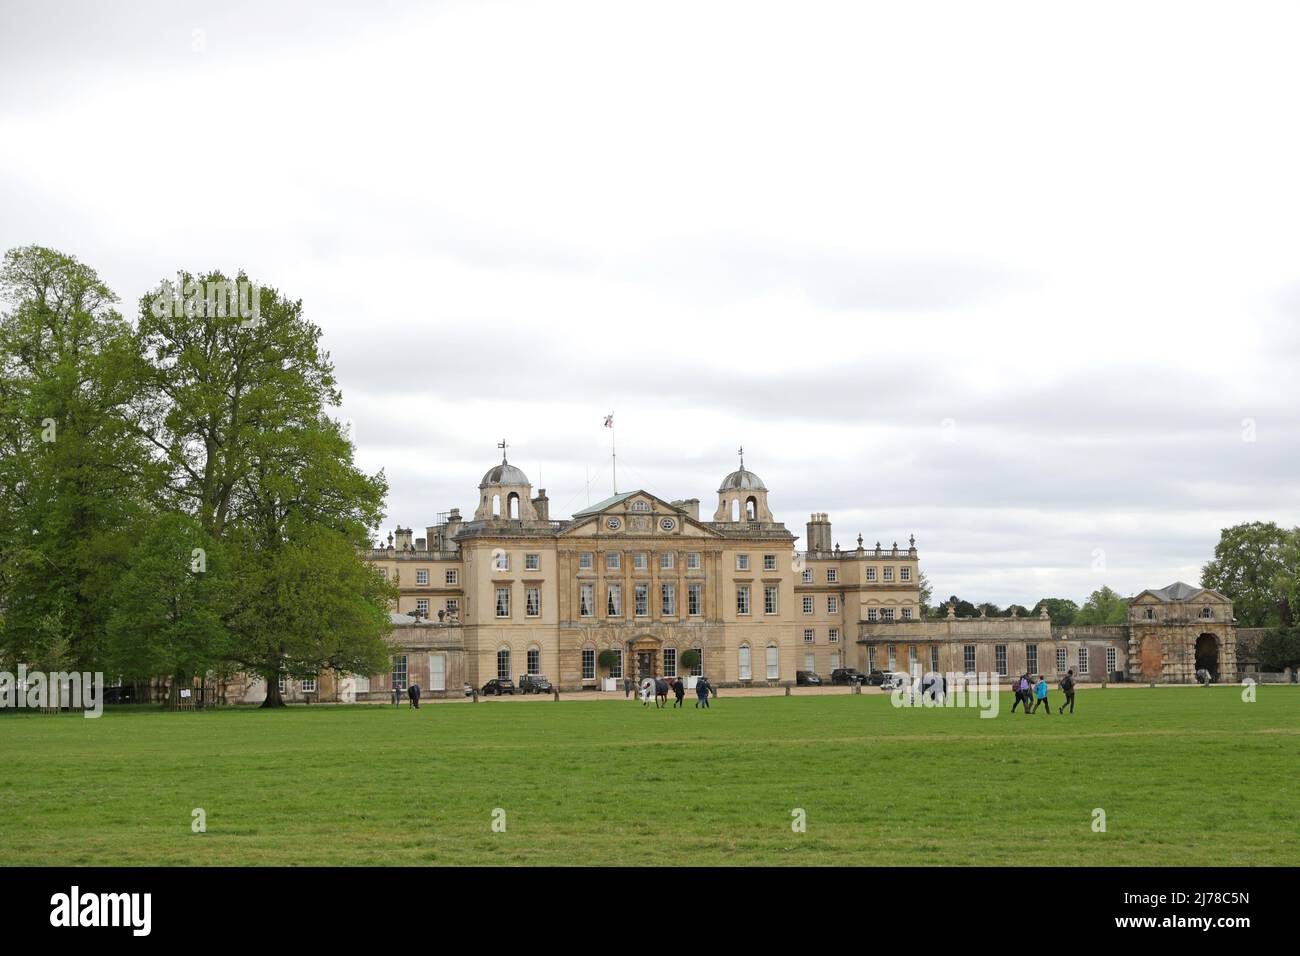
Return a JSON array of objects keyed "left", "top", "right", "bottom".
[{"left": 1032, "top": 675, "right": 1051, "bottom": 715}]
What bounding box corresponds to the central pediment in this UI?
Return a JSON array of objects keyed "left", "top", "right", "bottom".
[{"left": 565, "top": 490, "right": 722, "bottom": 539}]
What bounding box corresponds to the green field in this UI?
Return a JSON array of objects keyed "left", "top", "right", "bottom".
[{"left": 2, "top": 687, "right": 1297, "bottom": 865}]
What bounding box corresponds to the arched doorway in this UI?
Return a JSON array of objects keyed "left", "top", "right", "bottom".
[
  {"left": 630, "top": 636, "right": 662, "bottom": 681},
  {"left": 1195, "top": 633, "right": 1219, "bottom": 682}
]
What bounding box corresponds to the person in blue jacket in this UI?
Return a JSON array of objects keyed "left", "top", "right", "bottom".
[{"left": 1031, "top": 675, "right": 1051, "bottom": 715}]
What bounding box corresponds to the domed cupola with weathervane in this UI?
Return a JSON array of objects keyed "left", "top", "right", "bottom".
[
  {"left": 713, "top": 446, "right": 774, "bottom": 523},
  {"left": 474, "top": 441, "right": 539, "bottom": 522}
]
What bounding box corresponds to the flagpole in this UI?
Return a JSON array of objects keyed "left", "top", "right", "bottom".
[{"left": 611, "top": 419, "right": 617, "bottom": 495}]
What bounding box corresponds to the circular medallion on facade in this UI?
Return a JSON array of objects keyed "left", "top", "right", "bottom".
[
  {"left": 660, "top": 517, "right": 676, "bottom": 531},
  {"left": 606, "top": 517, "right": 621, "bottom": 530}
]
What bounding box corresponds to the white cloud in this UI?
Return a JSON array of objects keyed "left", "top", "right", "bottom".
[{"left": 3, "top": 0, "right": 1299, "bottom": 604}]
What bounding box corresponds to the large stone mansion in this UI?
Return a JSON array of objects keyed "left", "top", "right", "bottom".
[
  {"left": 287, "top": 448, "right": 1239, "bottom": 701},
  {"left": 359, "top": 450, "right": 922, "bottom": 697}
]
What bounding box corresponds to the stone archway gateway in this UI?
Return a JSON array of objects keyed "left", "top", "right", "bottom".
[{"left": 1195, "top": 633, "right": 1219, "bottom": 681}]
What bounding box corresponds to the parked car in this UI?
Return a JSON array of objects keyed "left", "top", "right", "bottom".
[
  {"left": 864, "top": 669, "right": 887, "bottom": 686},
  {"left": 519, "top": 674, "right": 554, "bottom": 694},
  {"left": 480, "top": 678, "right": 515, "bottom": 696},
  {"left": 829, "top": 668, "right": 867, "bottom": 685},
  {"left": 463, "top": 682, "right": 474, "bottom": 697},
  {"left": 795, "top": 671, "right": 823, "bottom": 686}
]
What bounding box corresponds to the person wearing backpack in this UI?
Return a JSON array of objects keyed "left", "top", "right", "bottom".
[
  {"left": 1010, "top": 672, "right": 1030, "bottom": 714},
  {"left": 1058, "top": 668, "right": 1077, "bottom": 714}
]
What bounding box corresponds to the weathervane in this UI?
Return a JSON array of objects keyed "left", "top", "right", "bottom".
[
  {"left": 498, "top": 439, "right": 508, "bottom": 462},
  {"left": 738, "top": 445, "right": 744, "bottom": 469}
]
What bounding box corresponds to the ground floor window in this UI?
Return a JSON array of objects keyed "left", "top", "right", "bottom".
[
  {"left": 1078, "top": 647, "right": 1089, "bottom": 675},
  {"left": 830, "top": 652, "right": 841, "bottom": 670},
  {"left": 867, "top": 647, "right": 876, "bottom": 671},
  {"left": 1106, "top": 646, "right": 1117, "bottom": 674},
  {"left": 995, "top": 644, "right": 1007, "bottom": 676},
  {"left": 1056, "top": 647, "right": 1068, "bottom": 673},
  {"left": 909, "top": 645, "right": 917, "bottom": 668},
  {"left": 664, "top": 647, "right": 677, "bottom": 678},
  {"left": 963, "top": 645, "right": 976, "bottom": 674},
  {"left": 610, "top": 648, "right": 623, "bottom": 679},
  {"left": 930, "top": 646, "right": 939, "bottom": 672},
  {"left": 527, "top": 647, "right": 540, "bottom": 675},
  {"left": 689, "top": 648, "right": 703, "bottom": 677},
  {"left": 302, "top": 677, "right": 317, "bottom": 693},
  {"left": 392, "top": 655, "right": 408, "bottom": 690},
  {"left": 738, "top": 645, "right": 752, "bottom": 681},
  {"left": 766, "top": 644, "right": 779, "bottom": 680},
  {"left": 278, "top": 675, "right": 286, "bottom": 694},
  {"left": 1026, "top": 644, "right": 1038, "bottom": 674},
  {"left": 887, "top": 646, "right": 897, "bottom": 670},
  {"left": 581, "top": 648, "right": 595, "bottom": 680},
  {"left": 497, "top": 649, "right": 511, "bottom": 681},
  {"left": 805, "top": 653, "right": 815, "bottom": 671}
]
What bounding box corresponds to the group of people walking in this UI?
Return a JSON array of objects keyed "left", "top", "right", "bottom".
[
  {"left": 1010, "top": 669, "right": 1076, "bottom": 715},
  {"left": 628, "top": 675, "right": 712, "bottom": 709}
]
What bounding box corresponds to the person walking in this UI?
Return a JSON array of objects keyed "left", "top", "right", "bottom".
[
  {"left": 623, "top": 676, "right": 632, "bottom": 699},
  {"left": 672, "top": 677, "right": 685, "bottom": 708},
  {"left": 1032, "top": 675, "right": 1051, "bottom": 715},
  {"left": 408, "top": 682, "right": 421, "bottom": 709},
  {"left": 1058, "top": 669, "right": 1077, "bottom": 714},
  {"left": 1010, "top": 673, "right": 1029, "bottom": 713},
  {"left": 695, "top": 676, "right": 711, "bottom": 709},
  {"left": 392, "top": 684, "right": 401, "bottom": 707}
]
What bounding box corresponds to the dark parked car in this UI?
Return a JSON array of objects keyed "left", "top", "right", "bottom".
[
  {"left": 829, "top": 668, "right": 867, "bottom": 685},
  {"left": 481, "top": 678, "right": 515, "bottom": 696},
  {"left": 519, "top": 674, "right": 554, "bottom": 694},
  {"left": 864, "top": 669, "right": 887, "bottom": 686},
  {"left": 795, "top": 671, "right": 823, "bottom": 686}
]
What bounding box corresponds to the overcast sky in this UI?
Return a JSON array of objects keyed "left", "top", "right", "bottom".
[{"left": 3, "top": 0, "right": 1299, "bottom": 606}]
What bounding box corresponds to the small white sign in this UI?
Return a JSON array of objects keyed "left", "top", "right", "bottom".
[{"left": 180, "top": 689, "right": 192, "bottom": 699}]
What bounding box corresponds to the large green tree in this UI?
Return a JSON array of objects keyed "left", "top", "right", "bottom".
[
  {"left": 1031, "top": 598, "right": 1079, "bottom": 625},
  {"left": 0, "top": 246, "right": 153, "bottom": 671},
  {"left": 134, "top": 273, "right": 395, "bottom": 705},
  {"left": 1075, "top": 586, "right": 1129, "bottom": 625},
  {"left": 1202, "top": 521, "right": 1297, "bottom": 627}
]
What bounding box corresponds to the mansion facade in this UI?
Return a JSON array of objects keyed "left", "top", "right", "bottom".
[
  {"left": 261, "top": 449, "right": 1237, "bottom": 704},
  {"left": 361, "top": 451, "right": 922, "bottom": 697}
]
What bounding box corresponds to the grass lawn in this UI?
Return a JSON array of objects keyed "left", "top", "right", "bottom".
[{"left": 1, "top": 686, "right": 1297, "bottom": 866}]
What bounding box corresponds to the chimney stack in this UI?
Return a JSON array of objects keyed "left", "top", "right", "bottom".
[
  {"left": 532, "top": 488, "right": 549, "bottom": 522},
  {"left": 806, "top": 513, "right": 832, "bottom": 555},
  {"left": 445, "top": 509, "right": 463, "bottom": 553},
  {"left": 395, "top": 527, "right": 414, "bottom": 551}
]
